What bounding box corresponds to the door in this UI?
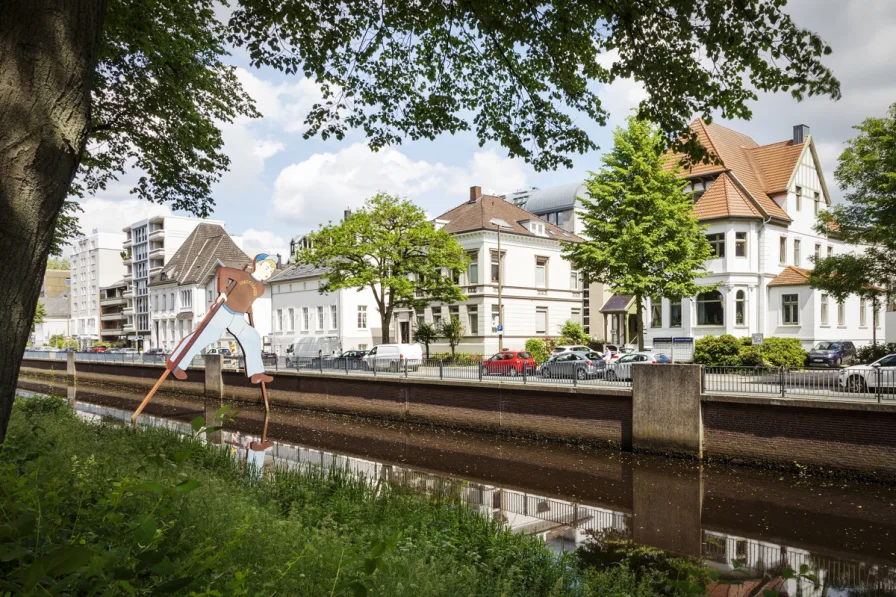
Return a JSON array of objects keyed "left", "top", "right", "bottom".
[
  {"left": 400, "top": 321, "right": 410, "bottom": 344},
  {"left": 627, "top": 313, "right": 639, "bottom": 345}
]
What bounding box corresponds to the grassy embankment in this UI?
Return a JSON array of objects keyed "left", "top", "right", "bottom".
[{"left": 1, "top": 396, "right": 711, "bottom": 596}]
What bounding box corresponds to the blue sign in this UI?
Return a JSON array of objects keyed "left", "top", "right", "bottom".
[
  {"left": 672, "top": 337, "right": 694, "bottom": 344},
  {"left": 496, "top": 325, "right": 504, "bottom": 332}
]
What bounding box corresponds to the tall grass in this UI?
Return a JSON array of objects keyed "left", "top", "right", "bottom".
[{"left": 1, "top": 396, "right": 697, "bottom": 596}]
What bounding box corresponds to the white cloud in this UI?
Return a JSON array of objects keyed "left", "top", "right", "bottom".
[
  {"left": 234, "top": 68, "right": 325, "bottom": 133},
  {"left": 76, "top": 196, "right": 171, "bottom": 235},
  {"left": 238, "top": 228, "right": 291, "bottom": 263},
  {"left": 595, "top": 49, "right": 648, "bottom": 126},
  {"left": 269, "top": 143, "right": 529, "bottom": 230}
]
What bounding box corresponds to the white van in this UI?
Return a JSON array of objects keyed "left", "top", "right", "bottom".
[
  {"left": 285, "top": 336, "right": 341, "bottom": 367},
  {"left": 362, "top": 343, "right": 423, "bottom": 371}
]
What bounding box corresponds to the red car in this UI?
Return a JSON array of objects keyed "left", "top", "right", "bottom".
[
  {"left": 87, "top": 345, "right": 109, "bottom": 353},
  {"left": 481, "top": 351, "right": 537, "bottom": 377}
]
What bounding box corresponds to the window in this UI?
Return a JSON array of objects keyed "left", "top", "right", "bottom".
[
  {"left": 782, "top": 294, "right": 799, "bottom": 325},
  {"left": 707, "top": 233, "right": 725, "bottom": 258},
  {"left": 207, "top": 289, "right": 213, "bottom": 303},
  {"left": 670, "top": 298, "right": 682, "bottom": 328},
  {"left": 535, "top": 307, "right": 547, "bottom": 335},
  {"left": 650, "top": 297, "right": 662, "bottom": 328},
  {"left": 181, "top": 289, "right": 191, "bottom": 307},
  {"left": 795, "top": 185, "right": 802, "bottom": 211},
  {"left": 827, "top": 246, "right": 833, "bottom": 258},
  {"left": 302, "top": 307, "right": 309, "bottom": 330},
  {"left": 535, "top": 257, "right": 548, "bottom": 288},
  {"left": 491, "top": 305, "right": 500, "bottom": 332},
  {"left": 570, "top": 270, "right": 579, "bottom": 291},
  {"left": 860, "top": 299, "right": 867, "bottom": 327},
  {"left": 287, "top": 308, "right": 295, "bottom": 332},
  {"left": 467, "top": 252, "right": 479, "bottom": 284},
  {"left": 432, "top": 308, "right": 442, "bottom": 326},
  {"left": 490, "top": 251, "right": 501, "bottom": 283},
  {"left": 794, "top": 239, "right": 801, "bottom": 266},
  {"left": 276, "top": 309, "right": 283, "bottom": 332},
  {"left": 814, "top": 191, "right": 820, "bottom": 215},
  {"left": 357, "top": 306, "right": 367, "bottom": 329},
  {"left": 820, "top": 293, "right": 829, "bottom": 326},
  {"left": 735, "top": 232, "right": 747, "bottom": 257},
  {"left": 161, "top": 294, "right": 166, "bottom": 310},
  {"left": 416, "top": 312, "right": 425, "bottom": 328},
  {"left": 331, "top": 305, "right": 338, "bottom": 329},
  {"left": 815, "top": 243, "right": 821, "bottom": 262},
  {"left": 317, "top": 306, "right": 325, "bottom": 330},
  {"left": 838, "top": 300, "right": 845, "bottom": 326},
  {"left": 468, "top": 305, "right": 478, "bottom": 334},
  {"left": 735, "top": 290, "right": 746, "bottom": 326},
  {"left": 697, "top": 291, "right": 724, "bottom": 326},
  {"left": 779, "top": 237, "right": 787, "bottom": 264}
]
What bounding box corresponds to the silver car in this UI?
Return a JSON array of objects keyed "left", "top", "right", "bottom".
[
  {"left": 606, "top": 351, "right": 671, "bottom": 381},
  {"left": 540, "top": 352, "right": 606, "bottom": 380},
  {"left": 839, "top": 354, "right": 896, "bottom": 393}
]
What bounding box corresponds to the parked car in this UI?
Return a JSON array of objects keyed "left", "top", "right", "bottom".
[
  {"left": 481, "top": 351, "right": 537, "bottom": 376},
  {"left": 551, "top": 345, "right": 591, "bottom": 357},
  {"left": 144, "top": 347, "right": 168, "bottom": 361},
  {"left": 808, "top": 341, "right": 857, "bottom": 368},
  {"left": 606, "top": 351, "right": 671, "bottom": 381},
  {"left": 87, "top": 345, "right": 108, "bottom": 353},
  {"left": 285, "top": 336, "right": 341, "bottom": 367},
  {"left": 108, "top": 348, "right": 126, "bottom": 354},
  {"left": 331, "top": 350, "right": 368, "bottom": 370},
  {"left": 206, "top": 348, "right": 232, "bottom": 356},
  {"left": 362, "top": 344, "right": 423, "bottom": 371},
  {"left": 839, "top": 353, "right": 896, "bottom": 393},
  {"left": 540, "top": 352, "right": 606, "bottom": 380}
]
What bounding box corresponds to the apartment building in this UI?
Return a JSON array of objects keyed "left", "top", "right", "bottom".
[
  {"left": 148, "top": 223, "right": 271, "bottom": 353},
  {"left": 122, "top": 215, "right": 223, "bottom": 349},
  {"left": 99, "top": 279, "right": 129, "bottom": 345},
  {"left": 68, "top": 232, "right": 126, "bottom": 348}
]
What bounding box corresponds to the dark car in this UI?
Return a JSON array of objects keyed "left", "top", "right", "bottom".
[
  {"left": 540, "top": 352, "right": 606, "bottom": 380},
  {"left": 144, "top": 347, "right": 168, "bottom": 361},
  {"left": 318, "top": 350, "right": 368, "bottom": 370},
  {"left": 808, "top": 341, "right": 857, "bottom": 368}
]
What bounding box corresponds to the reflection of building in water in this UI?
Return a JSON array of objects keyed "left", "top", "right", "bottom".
[{"left": 73, "top": 399, "right": 896, "bottom": 594}]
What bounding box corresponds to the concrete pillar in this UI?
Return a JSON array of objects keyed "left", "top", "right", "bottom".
[
  {"left": 204, "top": 354, "right": 223, "bottom": 399},
  {"left": 66, "top": 351, "right": 76, "bottom": 380},
  {"left": 204, "top": 398, "right": 223, "bottom": 445},
  {"left": 632, "top": 462, "right": 703, "bottom": 557},
  {"left": 632, "top": 364, "right": 703, "bottom": 458}
]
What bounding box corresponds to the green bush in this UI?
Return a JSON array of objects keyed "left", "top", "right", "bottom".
[
  {"left": 760, "top": 337, "right": 808, "bottom": 368},
  {"left": 693, "top": 335, "right": 741, "bottom": 366},
  {"left": 430, "top": 351, "right": 482, "bottom": 362},
  {"left": 559, "top": 320, "right": 589, "bottom": 345},
  {"left": 693, "top": 335, "right": 808, "bottom": 367},
  {"left": 856, "top": 342, "right": 896, "bottom": 364},
  {"left": 525, "top": 338, "right": 551, "bottom": 363}
]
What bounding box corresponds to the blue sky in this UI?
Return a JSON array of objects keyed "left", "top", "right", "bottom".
[{"left": 74, "top": 0, "right": 896, "bottom": 260}]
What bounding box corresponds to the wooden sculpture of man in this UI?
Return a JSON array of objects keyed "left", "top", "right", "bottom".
[{"left": 167, "top": 253, "right": 276, "bottom": 384}]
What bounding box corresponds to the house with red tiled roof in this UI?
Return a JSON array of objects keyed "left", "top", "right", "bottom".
[
  {"left": 640, "top": 119, "right": 882, "bottom": 350},
  {"left": 418, "top": 186, "right": 586, "bottom": 354}
]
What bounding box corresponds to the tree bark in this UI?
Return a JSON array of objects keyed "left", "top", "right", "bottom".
[
  {"left": 635, "top": 295, "right": 644, "bottom": 351},
  {"left": 0, "top": 0, "right": 107, "bottom": 442}
]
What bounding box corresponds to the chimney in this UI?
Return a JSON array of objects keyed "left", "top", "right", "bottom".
[
  {"left": 469, "top": 186, "right": 482, "bottom": 203},
  {"left": 276, "top": 253, "right": 282, "bottom": 269},
  {"left": 793, "top": 124, "right": 810, "bottom": 145}
]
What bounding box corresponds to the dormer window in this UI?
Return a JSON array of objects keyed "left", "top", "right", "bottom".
[{"left": 519, "top": 220, "right": 546, "bottom": 236}]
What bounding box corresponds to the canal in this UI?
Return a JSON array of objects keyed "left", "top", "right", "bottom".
[{"left": 15, "top": 376, "right": 896, "bottom": 595}]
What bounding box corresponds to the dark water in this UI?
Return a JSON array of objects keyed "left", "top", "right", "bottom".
[{"left": 16, "top": 377, "right": 896, "bottom": 595}]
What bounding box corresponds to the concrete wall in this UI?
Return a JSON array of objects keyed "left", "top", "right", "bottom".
[{"left": 632, "top": 364, "right": 702, "bottom": 457}]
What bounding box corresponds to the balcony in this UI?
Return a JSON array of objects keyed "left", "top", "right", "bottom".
[
  {"left": 148, "top": 228, "right": 165, "bottom": 240},
  {"left": 123, "top": 238, "right": 132, "bottom": 249},
  {"left": 100, "top": 296, "right": 127, "bottom": 307},
  {"left": 123, "top": 271, "right": 132, "bottom": 281},
  {"left": 149, "top": 246, "right": 165, "bottom": 258},
  {"left": 101, "top": 312, "right": 127, "bottom": 321},
  {"left": 122, "top": 306, "right": 135, "bottom": 315},
  {"left": 123, "top": 323, "right": 136, "bottom": 333},
  {"left": 122, "top": 256, "right": 132, "bottom": 265},
  {"left": 123, "top": 289, "right": 134, "bottom": 298},
  {"left": 149, "top": 265, "right": 162, "bottom": 276}
]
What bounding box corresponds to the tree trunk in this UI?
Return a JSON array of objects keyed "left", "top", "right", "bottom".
[
  {"left": 635, "top": 295, "right": 645, "bottom": 351},
  {"left": 380, "top": 308, "right": 392, "bottom": 344},
  {"left": 0, "top": 0, "right": 107, "bottom": 443}
]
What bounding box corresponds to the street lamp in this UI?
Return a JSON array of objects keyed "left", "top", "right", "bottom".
[{"left": 489, "top": 218, "right": 512, "bottom": 351}]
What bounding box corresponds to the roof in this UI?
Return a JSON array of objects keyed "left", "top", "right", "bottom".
[
  {"left": 502, "top": 183, "right": 588, "bottom": 214},
  {"left": 665, "top": 119, "right": 805, "bottom": 223},
  {"left": 435, "top": 194, "right": 582, "bottom": 242},
  {"left": 268, "top": 263, "right": 330, "bottom": 283},
  {"left": 600, "top": 294, "right": 634, "bottom": 313},
  {"left": 149, "top": 224, "right": 249, "bottom": 287},
  {"left": 101, "top": 279, "right": 128, "bottom": 290},
  {"left": 768, "top": 266, "right": 812, "bottom": 287},
  {"left": 694, "top": 173, "right": 761, "bottom": 220},
  {"left": 42, "top": 296, "right": 71, "bottom": 318}
]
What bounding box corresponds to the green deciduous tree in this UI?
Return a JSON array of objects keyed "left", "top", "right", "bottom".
[
  {"left": 0, "top": 0, "right": 844, "bottom": 441},
  {"left": 438, "top": 316, "right": 465, "bottom": 360},
  {"left": 563, "top": 119, "right": 716, "bottom": 350},
  {"left": 46, "top": 258, "right": 70, "bottom": 270},
  {"left": 32, "top": 301, "right": 46, "bottom": 333},
  {"left": 412, "top": 322, "right": 439, "bottom": 360},
  {"left": 559, "top": 320, "right": 589, "bottom": 345},
  {"left": 298, "top": 194, "right": 468, "bottom": 344}
]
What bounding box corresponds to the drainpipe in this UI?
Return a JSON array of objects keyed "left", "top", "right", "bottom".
[{"left": 757, "top": 215, "right": 772, "bottom": 336}]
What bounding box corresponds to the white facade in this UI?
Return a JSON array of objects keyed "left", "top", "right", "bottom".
[
  {"left": 69, "top": 232, "right": 125, "bottom": 347},
  {"left": 122, "top": 216, "right": 221, "bottom": 348},
  {"left": 644, "top": 145, "right": 883, "bottom": 350},
  {"left": 421, "top": 228, "right": 584, "bottom": 355},
  {"left": 268, "top": 270, "right": 378, "bottom": 354}
]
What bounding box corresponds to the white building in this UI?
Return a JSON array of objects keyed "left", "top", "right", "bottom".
[
  {"left": 122, "top": 215, "right": 223, "bottom": 349},
  {"left": 640, "top": 119, "right": 883, "bottom": 350},
  {"left": 267, "top": 264, "right": 378, "bottom": 355},
  {"left": 68, "top": 232, "right": 126, "bottom": 348},
  {"left": 422, "top": 187, "right": 585, "bottom": 355},
  {"left": 99, "top": 279, "right": 129, "bottom": 346},
  {"left": 32, "top": 296, "right": 71, "bottom": 346},
  {"left": 147, "top": 223, "right": 271, "bottom": 353}
]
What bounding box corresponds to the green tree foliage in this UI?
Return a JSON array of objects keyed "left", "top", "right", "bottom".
[
  {"left": 524, "top": 338, "right": 551, "bottom": 364},
  {"left": 298, "top": 194, "right": 468, "bottom": 343},
  {"left": 230, "top": 0, "right": 839, "bottom": 170},
  {"left": 693, "top": 335, "right": 807, "bottom": 368},
  {"left": 412, "top": 321, "right": 440, "bottom": 360},
  {"left": 32, "top": 301, "right": 46, "bottom": 328},
  {"left": 558, "top": 320, "right": 589, "bottom": 345},
  {"left": 811, "top": 105, "right": 895, "bottom": 344},
  {"left": 46, "top": 258, "right": 70, "bottom": 270},
  {"left": 438, "top": 316, "right": 465, "bottom": 359},
  {"left": 563, "top": 119, "right": 715, "bottom": 349}
]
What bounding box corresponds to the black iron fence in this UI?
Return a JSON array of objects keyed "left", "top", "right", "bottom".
[{"left": 702, "top": 365, "right": 896, "bottom": 402}]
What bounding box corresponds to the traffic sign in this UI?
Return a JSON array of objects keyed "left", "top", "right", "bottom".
[
  {"left": 133, "top": 335, "right": 143, "bottom": 340},
  {"left": 751, "top": 333, "right": 764, "bottom": 346},
  {"left": 496, "top": 324, "right": 503, "bottom": 332}
]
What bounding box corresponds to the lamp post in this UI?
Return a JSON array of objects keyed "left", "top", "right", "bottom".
[{"left": 489, "top": 218, "right": 511, "bottom": 351}]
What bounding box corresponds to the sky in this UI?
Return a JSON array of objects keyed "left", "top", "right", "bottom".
[{"left": 72, "top": 0, "right": 896, "bottom": 261}]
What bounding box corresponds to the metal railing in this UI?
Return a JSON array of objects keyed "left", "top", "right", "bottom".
[{"left": 703, "top": 365, "right": 896, "bottom": 402}]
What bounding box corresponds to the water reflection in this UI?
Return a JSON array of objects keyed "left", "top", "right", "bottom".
[{"left": 16, "top": 378, "right": 896, "bottom": 595}]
